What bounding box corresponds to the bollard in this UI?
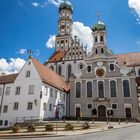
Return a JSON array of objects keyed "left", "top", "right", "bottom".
[
  {"left": 125, "top": 119, "right": 128, "bottom": 124},
  {"left": 106, "top": 119, "right": 108, "bottom": 124},
  {"left": 118, "top": 119, "right": 121, "bottom": 125},
  {"left": 78, "top": 117, "right": 80, "bottom": 123},
  {"left": 63, "top": 117, "right": 65, "bottom": 123},
  {"left": 92, "top": 118, "right": 94, "bottom": 124}
]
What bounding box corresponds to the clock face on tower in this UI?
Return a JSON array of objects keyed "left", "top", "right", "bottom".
[{"left": 96, "top": 68, "right": 105, "bottom": 77}]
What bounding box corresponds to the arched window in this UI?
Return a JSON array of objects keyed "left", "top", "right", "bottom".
[
  {"left": 95, "top": 36, "right": 97, "bottom": 42},
  {"left": 98, "top": 81, "right": 104, "bottom": 98},
  {"left": 87, "top": 82, "right": 92, "bottom": 98},
  {"left": 101, "top": 48, "right": 104, "bottom": 53},
  {"left": 50, "top": 65, "right": 54, "bottom": 71},
  {"left": 87, "top": 66, "right": 92, "bottom": 72},
  {"left": 67, "top": 64, "right": 72, "bottom": 78},
  {"left": 123, "top": 80, "right": 130, "bottom": 97},
  {"left": 110, "top": 64, "right": 115, "bottom": 71},
  {"left": 95, "top": 49, "right": 98, "bottom": 54},
  {"left": 138, "top": 69, "right": 140, "bottom": 76},
  {"left": 101, "top": 36, "right": 104, "bottom": 42},
  {"left": 110, "top": 81, "right": 117, "bottom": 97},
  {"left": 58, "top": 65, "right": 62, "bottom": 76},
  {"left": 79, "top": 63, "right": 84, "bottom": 69},
  {"left": 76, "top": 82, "right": 81, "bottom": 98}
]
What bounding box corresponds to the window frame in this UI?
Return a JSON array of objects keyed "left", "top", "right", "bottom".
[
  {"left": 27, "top": 102, "right": 33, "bottom": 110},
  {"left": 123, "top": 80, "right": 131, "bottom": 98},
  {"left": 86, "top": 81, "right": 93, "bottom": 98},
  {"left": 75, "top": 82, "right": 81, "bottom": 98},
  {"left": 13, "top": 102, "right": 19, "bottom": 110},
  {"left": 111, "top": 103, "right": 118, "bottom": 110},
  {"left": 110, "top": 80, "right": 117, "bottom": 98},
  {"left": 25, "top": 70, "right": 31, "bottom": 78}
]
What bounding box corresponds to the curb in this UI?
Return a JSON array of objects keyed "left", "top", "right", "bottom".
[{"left": 0, "top": 124, "right": 136, "bottom": 139}]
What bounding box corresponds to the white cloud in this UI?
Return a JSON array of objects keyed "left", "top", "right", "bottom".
[
  {"left": 46, "top": 35, "right": 56, "bottom": 48},
  {"left": 128, "top": 0, "right": 140, "bottom": 24},
  {"left": 72, "top": 22, "right": 93, "bottom": 52},
  {"left": 45, "top": 22, "right": 93, "bottom": 51},
  {"left": 0, "top": 58, "right": 26, "bottom": 75},
  {"left": 32, "top": 2, "right": 40, "bottom": 7},
  {"left": 48, "top": 0, "right": 63, "bottom": 7},
  {"left": 19, "top": 49, "right": 27, "bottom": 54}
]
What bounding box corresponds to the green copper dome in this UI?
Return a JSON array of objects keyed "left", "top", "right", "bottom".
[
  {"left": 59, "top": 0, "right": 73, "bottom": 13},
  {"left": 92, "top": 21, "right": 106, "bottom": 31}
]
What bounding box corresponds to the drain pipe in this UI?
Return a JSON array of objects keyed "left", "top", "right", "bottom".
[{"left": 0, "top": 84, "right": 5, "bottom": 115}]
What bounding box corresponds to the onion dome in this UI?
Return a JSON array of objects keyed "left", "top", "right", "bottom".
[
  {"left": 92, "top": 20, "right": 106, "bottom": 32},
  {"left": 59, "top": 0, "right": 73, "bottom": 13}
]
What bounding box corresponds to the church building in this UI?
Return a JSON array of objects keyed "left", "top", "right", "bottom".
[{"left": 46, "top": 0, "right": 140, "bottom": 119}]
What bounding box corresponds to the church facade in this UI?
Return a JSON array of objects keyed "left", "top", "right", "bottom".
[{"left": 46, "top": 0, "right": 140, "bottom": 119}]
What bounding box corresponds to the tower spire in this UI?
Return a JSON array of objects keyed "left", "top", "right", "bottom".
[{"left": 97, "top": 11, "right": 101, "bottom": 22}]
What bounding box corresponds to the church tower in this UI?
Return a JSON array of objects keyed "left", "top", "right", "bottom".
[
  {"left": 91, "top": 17, "right": 107, "bottom": 56},
  {"left": 55, "top": 0, "right": 73, "bottom": 51}
]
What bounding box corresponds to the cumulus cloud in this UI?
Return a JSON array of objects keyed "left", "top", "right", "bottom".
[
  {"left": 72, "top": 22, "right": 93, "bottom": 52},
  {"left": 48, "top": 0, "right": 63, "bottom": 7},
  {"left": 0, "top": 58, "right": 26, "bottom": 75},
  {"left": 46, "top": 35, "right": 56, "bottom": 48},
  {"left": 128, "top": 0, "right": 140, "bottom": 24},
  {"left": 31, "top": 1, "right": 47, "bottom": 8},
  {"left": 19, "top": 49, "right": 27, "bottom": 54},
  {"left": 32, "top": 2, "right": 40, "bottom": 7},
  {"left": 45, "top": 22, "right": 93, "bottom": 52}
]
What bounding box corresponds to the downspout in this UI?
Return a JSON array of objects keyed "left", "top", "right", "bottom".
[{"left": 0, "top": 84, "right": 5, "bottom": 115}]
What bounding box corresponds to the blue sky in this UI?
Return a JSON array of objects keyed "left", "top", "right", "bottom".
[{"left": 0, "top": 0, "right": 140, "bottom": 73}]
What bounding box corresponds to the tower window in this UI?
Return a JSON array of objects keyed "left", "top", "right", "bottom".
[
  {"left": 95, "top": 49, "right": 98, "bottom": 54},
  {"left": 101, "top": 48, "right": 104, "bottom": 53},
  {"left": 95, "top": 36, "right": 97, "bottom": 42},
  {"left": 61, "top": 40, "right": 64, "bottom": 43},
  {"left": 101, "top": 36, "right": 104, "bottom": 42}
]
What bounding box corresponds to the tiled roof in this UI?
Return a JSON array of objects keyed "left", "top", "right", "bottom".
[
  {"left": 47, "top": 51, "right": 66, "bottom": 63},
  {"left": 31, "top": 57, "right": 70, "bottom": 92},
  {"left": 136, "top": 77, "right": 140, "bottom": 86},
  {"left": 0, "top": 74, "right": 18, "bottom": 84},
  {"left": 116, "top": 53, "right": 140, "bottom": 67}
]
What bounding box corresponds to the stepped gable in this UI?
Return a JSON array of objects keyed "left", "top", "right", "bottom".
[{"left": 31, "top": 57, "right": 70, "bottom": 92}]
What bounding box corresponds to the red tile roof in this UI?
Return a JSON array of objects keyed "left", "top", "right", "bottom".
[
  {"left": 116, "top": 53, "right": 140, "bottom": 67},
  {"left": 31, "top": 57, "right": 70, "bottom": 92},
  {"left": 0, "top": 74, "right": 18, "bottom": 84},
  {"left": 47, "top": 51, "right": 66, "bottom": 63}
]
